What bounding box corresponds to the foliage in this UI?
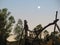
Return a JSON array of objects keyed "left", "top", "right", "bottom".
[
  {"left": 0, "top": 8, "right": 15, "bottom": 45},
  {"left": 44, "top": 30, "right": 49, "bottom": 38},
  {"left": 33, "top": 24, "right": 43, "bottom": 39},
  {"left": 14, "top": 19, "right": 24, "bottom": 40}
]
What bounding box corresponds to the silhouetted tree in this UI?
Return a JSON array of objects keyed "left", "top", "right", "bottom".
[
  {"left": 43, "top": 30, "right": 50, "bottom": 44},
  {"left": 34, "top": 24, "right": 43, "bottom": 39},
  {"left": 14, "top": 19, "right": 24, "bottom": 45},
  {"left": 44, "top": 30, "right": 49, "bottom": 39},
  {"left": 50, "top": 31, "right": 59, "bottom": 45},
  {"left": 0, "top": 8, "right": 15, "bottom": 45}
]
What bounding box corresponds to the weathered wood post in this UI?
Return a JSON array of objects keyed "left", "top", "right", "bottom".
[
  {"left": 24, "top": 20, "right": 29, "bottom": 45},
  {"left": 54, "top": 11, "right": 58, "bottom": 34}
]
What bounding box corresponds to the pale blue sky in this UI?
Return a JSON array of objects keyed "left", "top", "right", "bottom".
[{"left": 0, "top": 0, "right": 60, "bottom": 33}]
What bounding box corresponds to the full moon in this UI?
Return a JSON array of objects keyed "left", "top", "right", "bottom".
[{"left": 37, "top": 6, "right": 40, "bottom": 9}]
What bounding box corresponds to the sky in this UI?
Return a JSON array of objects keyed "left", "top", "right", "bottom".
[{"left": 0, "top": 0, "right": 60, "bottom": 34}]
